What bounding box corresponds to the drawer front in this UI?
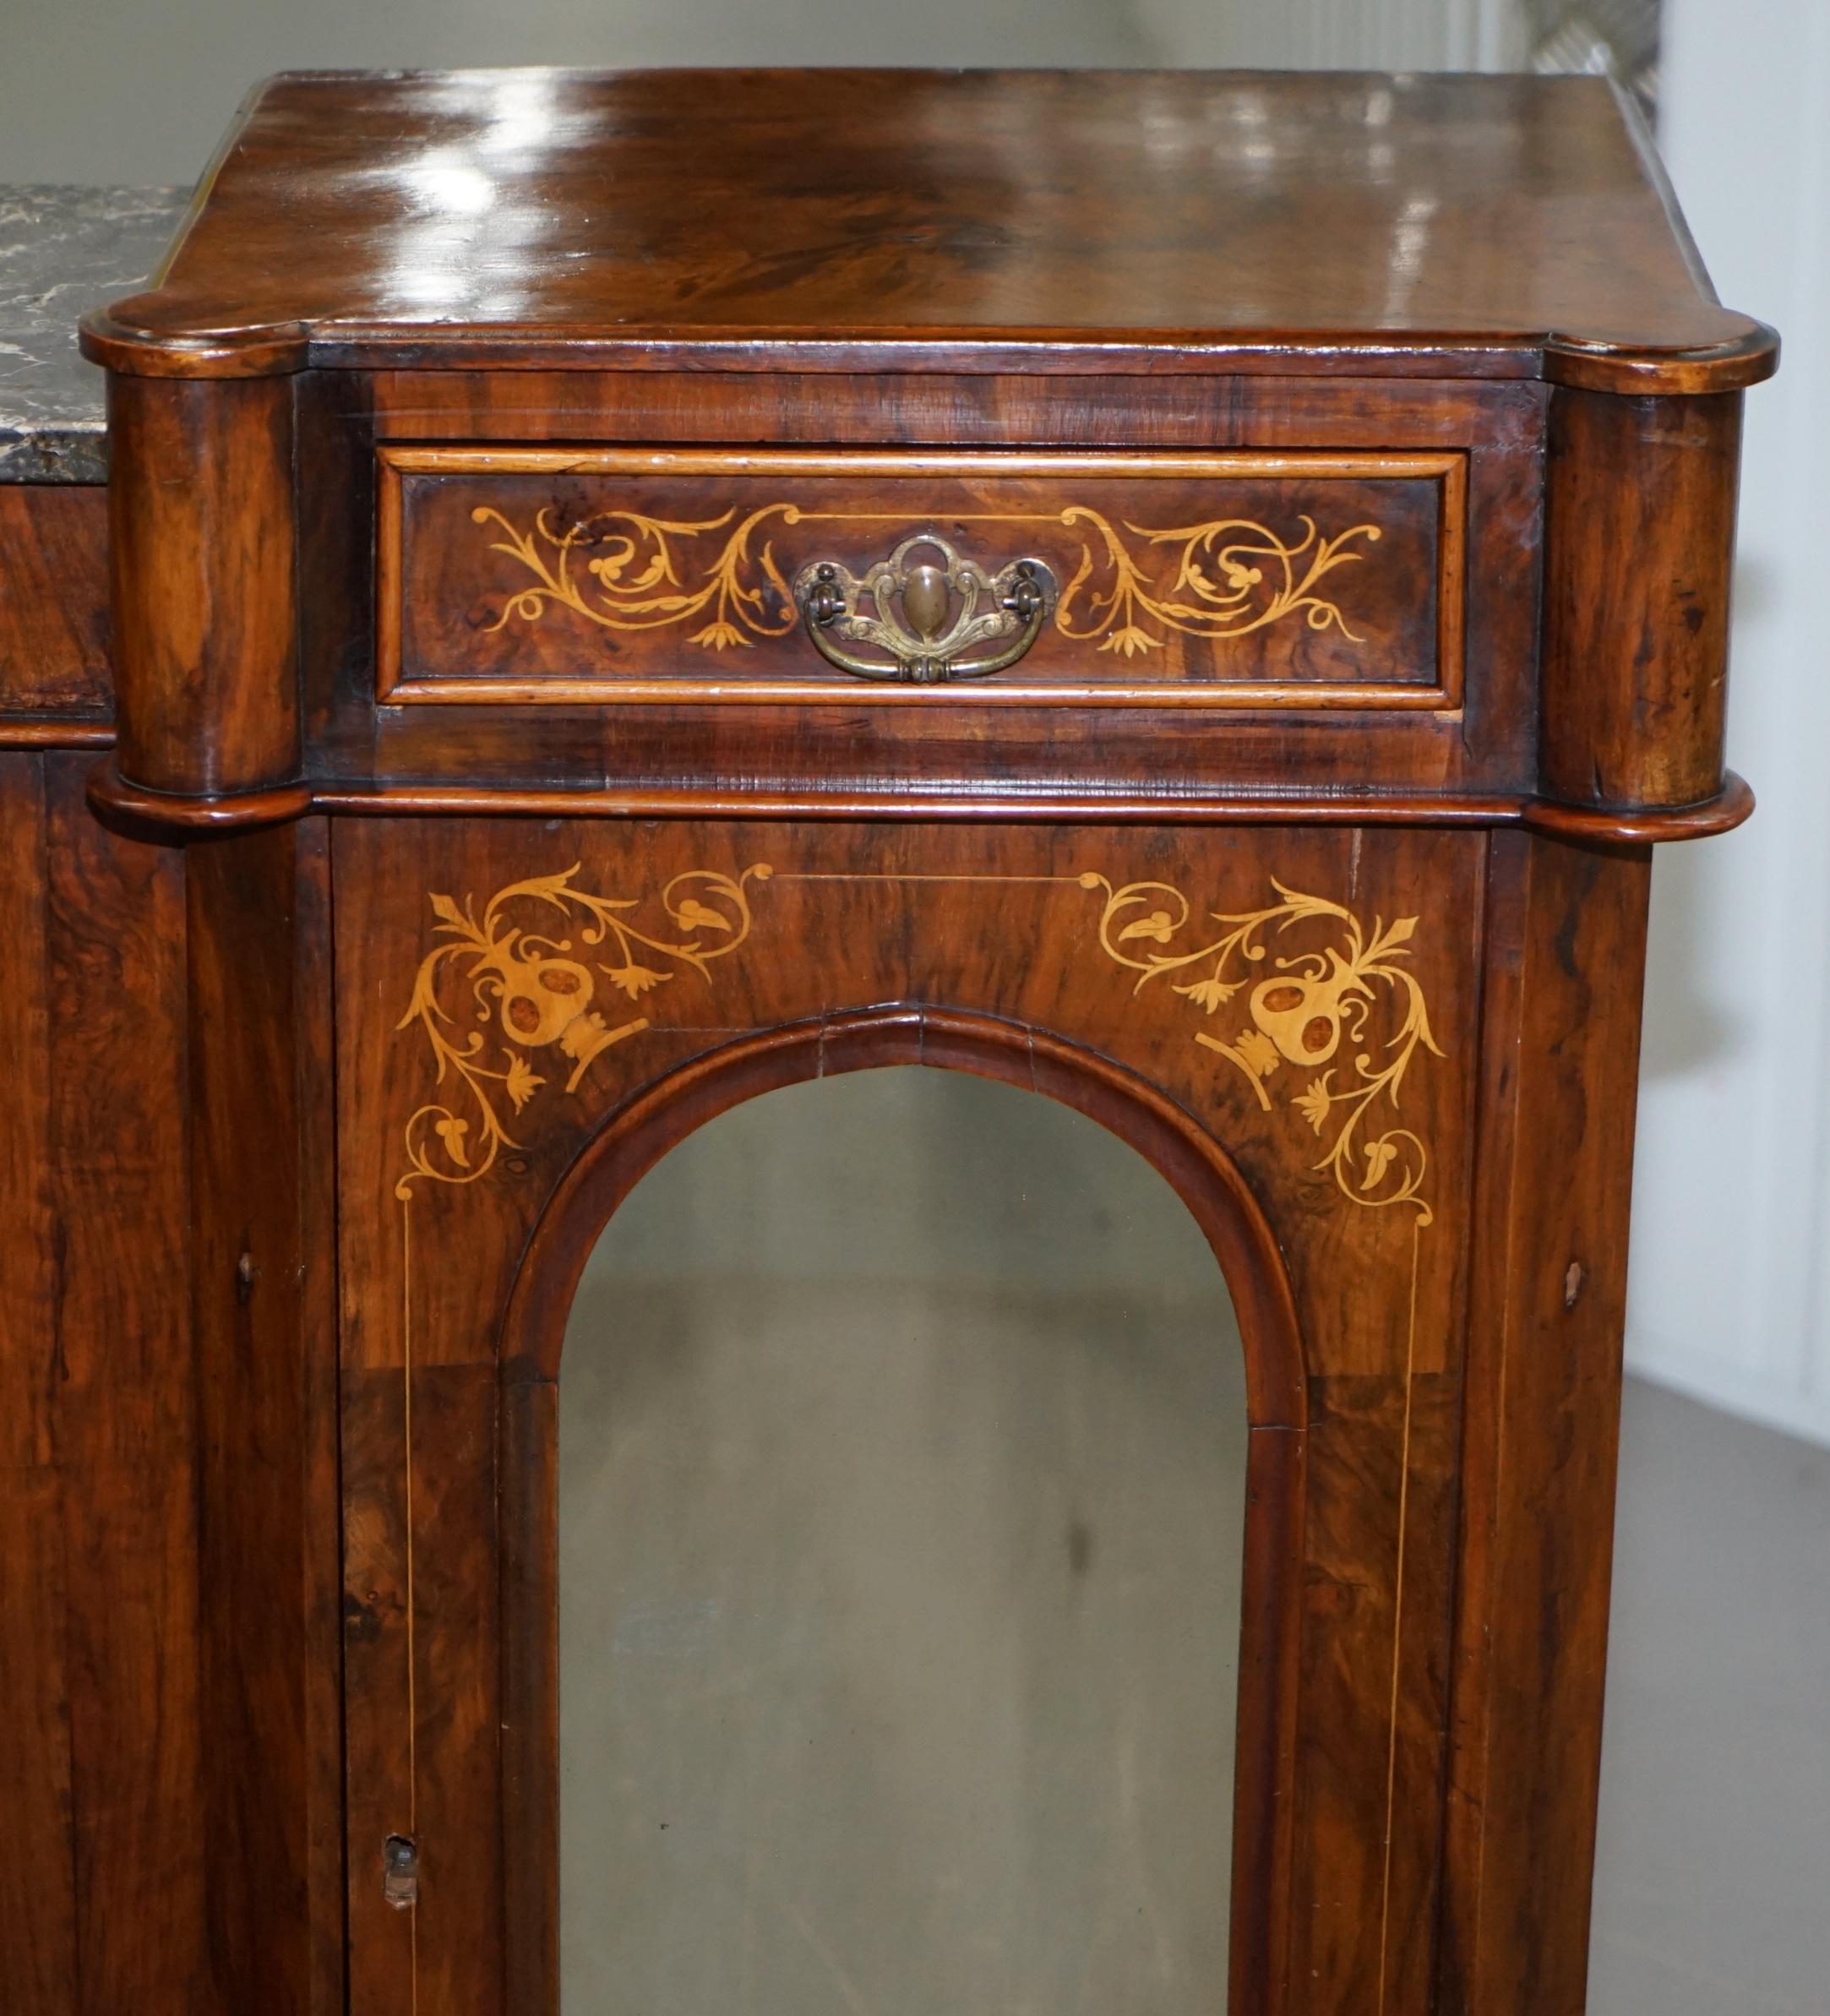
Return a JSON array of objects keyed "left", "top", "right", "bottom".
[{"left": 378, "top": 448, "right": 1465, "bottom": 709}]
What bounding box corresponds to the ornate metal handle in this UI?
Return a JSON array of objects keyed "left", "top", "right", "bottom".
[{"left": 792, "top": 532, "right": 1057, "bottom": 684}]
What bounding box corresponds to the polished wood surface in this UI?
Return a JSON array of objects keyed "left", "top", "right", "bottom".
[
  {"left": 0, "top": 488, "right": 112, "bottom": 733},
  {"left": 83, "top": 70, "right": 1773, "bottom": 393},
  {"left": 185, "top": 821, "right": 343, "bottom": 2016},
  {"left": 1441, "top": 833, "right": 1652, "bottom": 2013},
  {"left": 379, "top": 447, "right": 1458, "bottom": 708},
  {"left": 0, "top": 63, "right": 1773, "bottom": 2016},
  {"left": 1541, "top": 389, "right": 1744, "bottom": 809},
  {"left": 0, "top": 753, "right": 203, "bottom": 2013},
  {"left": 107, "top": 373, "right": 298, "bottom": 794},
  {"left": 78, "top": 347, "right": 1746, "bottom": 826},
  {"left": 347, "top": 373, "right": 1533, "bottom": 817},
  {"left": 335, "top": 817, "right": 1479, "bottom": 2016}
]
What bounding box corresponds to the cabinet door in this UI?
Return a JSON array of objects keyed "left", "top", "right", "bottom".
[{"left": 335, "top": 817, "right": 1483, "bottom": 2016}]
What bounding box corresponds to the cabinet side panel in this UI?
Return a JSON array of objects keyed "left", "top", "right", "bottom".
[
  {"left": 186, "top": 820, "right": 345, "bottom": 2016},
  {"left": 0, "top": 490, "right": 112, "bottom": 721},
  {"left": 0, "top": 754, "right": 78, "bottom": 2015},
  {"left": 41, "top": 753, "right": 208, "bottom": 2014},
  {"left": 1440, "top": 831, "right": 1653, "bottom": 2013}
]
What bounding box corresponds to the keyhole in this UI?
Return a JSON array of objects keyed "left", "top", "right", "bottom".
[{"left": 383, "top": 1833, "right": 419, "bottom": 1909}]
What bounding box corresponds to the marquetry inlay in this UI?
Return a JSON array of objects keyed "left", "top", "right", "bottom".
[
  {"left": 1079, "top": 874, "right": 1441, "bottom": 1221},
  {"left": 394, "top": 861, "right": 773, "bottom": 1193}
]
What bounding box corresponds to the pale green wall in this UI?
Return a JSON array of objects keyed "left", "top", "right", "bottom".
[{"left": 0, "top": 0, "right": 1156, "bottom": 185}]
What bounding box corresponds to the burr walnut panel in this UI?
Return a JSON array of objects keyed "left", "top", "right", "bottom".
[
  {"left": 21, "top": 62, "right": 1762, "bottom": 2016},
  {"left": 335, "top": 815, "right": 1486, "bottom": 2016},
  {"left": 377, "top": 449, "right": 1464, "bottom": 708}
]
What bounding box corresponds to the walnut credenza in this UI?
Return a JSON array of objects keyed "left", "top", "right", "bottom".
[{"left": 1, "top": 68, "right": 1775, "bottom": 2016}]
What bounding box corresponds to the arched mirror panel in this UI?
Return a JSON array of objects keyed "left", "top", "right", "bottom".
[{"left": 556, "top": 1067, "right": 1249, "bottom": 2016}]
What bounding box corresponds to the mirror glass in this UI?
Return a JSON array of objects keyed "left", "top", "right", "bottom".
[{"left": 559, "top": 1066, "right": 1249, "bottom": 2016}]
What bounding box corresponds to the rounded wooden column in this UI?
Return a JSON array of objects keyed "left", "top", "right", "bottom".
[
  {"left": 1539, "top": 388, "right": 1744, "bottom": 812},
  {"left": 106, "top": 369, "right": 299, "bottom": 798}
]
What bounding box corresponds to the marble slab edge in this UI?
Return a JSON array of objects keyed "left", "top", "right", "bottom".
[{"left": 0, "top": 184, "right": 188, "bottom": 482}]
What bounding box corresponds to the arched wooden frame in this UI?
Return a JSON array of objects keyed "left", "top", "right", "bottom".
[{"left": 494, "top": 1004, "right": 1310, "bottom": 2016}]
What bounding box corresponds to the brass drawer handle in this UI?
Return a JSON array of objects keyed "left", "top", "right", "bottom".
[{"left": 792, "top": 532, "right": 1057, "bottom": 684}]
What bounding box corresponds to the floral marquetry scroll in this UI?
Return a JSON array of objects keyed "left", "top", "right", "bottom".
[
  {"left": 470, "top": 499, "right": 1381, "bottom": 658},
  {"left": 391, "top": 851, "right": 1443, "bottom": 1222},
  {"left": 471, "top": 504, "right": 799, "bottom": 657},
  {"left": 378, "top": 448, "right": 1462, "bottom": 706},
  {"left": 395, "top": 862, "right": 772, "bottom": 1193},
  {"left": 1081, "top": 874, "right": 1442, "bottom": 1220}
]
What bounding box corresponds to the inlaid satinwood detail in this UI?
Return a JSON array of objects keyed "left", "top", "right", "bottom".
[
  {"left": 392, "top": 858, "right": 1440, "bottom": 1217},
  {"left": 394, "top": 861, "right": 772, "bottom": 1194},
  {"left": 471, "top": 503, "right": 798, "bottom": 655},
  {"left": 471, "top": 499, "right": 1382, "bottom": 660},
  {"left": 1080, "top": 874, "right": 1442, "bottom": 1220}
]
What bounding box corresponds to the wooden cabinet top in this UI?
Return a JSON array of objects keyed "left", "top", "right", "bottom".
[{"left": 83, "top": 68, "right": 1773, "bottom": 393}]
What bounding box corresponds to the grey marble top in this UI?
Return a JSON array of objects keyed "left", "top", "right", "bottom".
[{"left": 0, "top": 185, "right": 188, "bottom": 482}]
